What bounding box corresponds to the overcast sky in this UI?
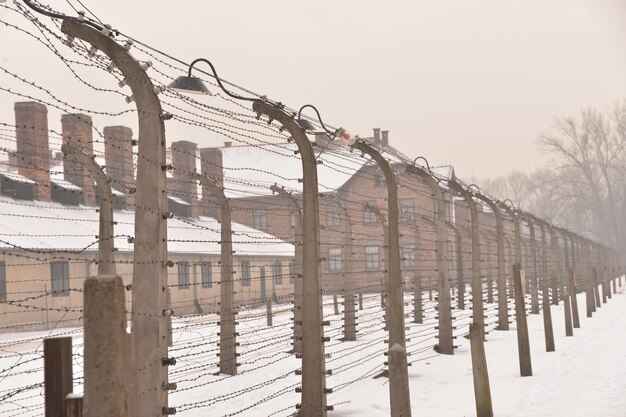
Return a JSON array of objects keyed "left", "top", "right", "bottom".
[{"left": 2, "top": 0, "right": 626, "bottom": 179}]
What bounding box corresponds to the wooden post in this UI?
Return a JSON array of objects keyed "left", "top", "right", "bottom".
[
  {"left": 592, "top": 267, "right": 601, "bottom": 310},
  {"left": 333, "top": 294, "right": 339, "bottom": 315},
  {"left": 537, "top": 220, "right": 555, "bottom": 352},
  {"left": 266, "top": 299, "right": 273, "bottom": 327},
  {"left": 64, "top": 394, "right": 83, "bottom": 417},
  {"left": 44, "top": 337, "right": 73, "bottom": 417},
  {"left": 359, "top": 292, "right": 363, "bottom": 310},
  {"left": 469, "top": 323, "right": 493, "bottom": 417},
  {"left": 513, "top": 263, "right": 532, "bottom": 376},
  {"left": 585, "top": 287, "right": 595, "bottom": 317},
  {"left": 569, "top": 269, "right": 580, "bottom": 328},
  {"left": 586, "top": 287, "right": 593, "bottom": 318},
  {"left": 563, "top": 293, "right": 573, "bottom": 337}
]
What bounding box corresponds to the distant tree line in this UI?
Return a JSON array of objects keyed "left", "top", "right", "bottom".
[{"left": 479, "top": 101, "right": 626, "bottom": 256}]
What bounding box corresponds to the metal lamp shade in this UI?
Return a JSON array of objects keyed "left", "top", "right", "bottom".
[{"left": 167, "top": 75, "right": 211, "bottom": 94}]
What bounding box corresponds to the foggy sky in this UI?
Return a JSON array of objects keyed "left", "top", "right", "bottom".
[{"left": 2, "top": 0, "right": 626, "bottom": 178}]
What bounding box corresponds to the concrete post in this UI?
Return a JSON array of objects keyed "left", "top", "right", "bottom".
[
  {"left": 83, "top": 275, "right": 128, "bottom": 417},
  {"left": 482, "top": 232, "right": 493, "bottom": 304},
  {"left": 406, "top": 164, "right": 454, "bottom": 354},
  {"left": 568, "top": 236, "right": 580, "bottom": 328},
  {"left": 61, "top": 144, "right": 115, "bottom": 275},
  {"left": 525, "top": 217, "right": 540, "bottom": 314},
  {"left": 253, "top": 101, "right": 328, "bottom": 416},
  {"left": 61, "top": 19, "right": 169, "bottom": 415},
  {"left": 193, "top": 172, "right": 237, "bottom": 375},
  {"left": 411, "top": 222, "right": 423, "bottom": 323},
  {"left": 447, "top": 222, "right": 465, "bottom": 309},
  {"left": 414, "top": 266, "right": 423, "bottom": 323},
  {"left": 548, "top": 225, "right": 560, "bottom": 306},
  {"left": 449, "top": 181, "right": 484, "bottom": 338},
  {"left": 474, "top": 193, "right": 508, "bottom": 330},
  {"left": 469, "top": 322, "right": 493, "bottom": 417},
  {"left": 388, "top": 344, "right": 411, "bottom": 417},
  {"left": 352, "top": 140, "right": 410, "bottom": 416},
  {"left": 367, "top": 203, "right": 389, "bottom": 313},
  {"left": 332, "top": 198, "right": 357, "bottom": 341},
  {"left": 44, "top": 337, "right": 73, "bottom": 417},
  {"left": 536, "top": 219, "right": 555, "bottom": 352},
  {"left": 271, "top": 184, "right": 305, "bottom": 351}
]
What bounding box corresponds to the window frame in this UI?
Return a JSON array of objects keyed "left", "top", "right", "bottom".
[
  {"left": 363, "top": 200, "right": 378, "bottom": 224},
  {"left": 399, "top": 198, "right": 415, "bottom": 223},
  {"left": 50, "top": 261, "right": 69, "bottom": 296},
  {"left": 241, "top": 261, "right": 251, "bottom": 287},
  {"left": 365, "top": 246, "right": 380, "bottom": 271},
  {"left": 201, "top": 261, "right": 212, "bottom": 288},
  {"left": 253, "top": 208, "right": 268, "bottom": 231},
  {"left": 328, "top": 247, "right": 343, "bottom": 272},
  {"left": 326, "top": 206, "right": 341, "bottom": 227},
  {"left": 401, "top": 243, "right": 416, "bottom": 268},
  {"left": 177, "top": 261, "right": 190, "bottom": 289}
]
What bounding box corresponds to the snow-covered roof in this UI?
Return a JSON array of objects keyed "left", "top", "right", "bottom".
[
  {"left": 0, "top": 170, "right": 36, "bottom": 185},
  {"left": 50, "top": 178, "right": 82, "bottom": 191},
  {"left": 216, "top": 141, "right": 410, "bottom": 199},
  {"left": 168, "top": 195, "right": 190, "bottom": 206},
  {"left": 0, "top": 195, "right": 293, "bottom": 257}
]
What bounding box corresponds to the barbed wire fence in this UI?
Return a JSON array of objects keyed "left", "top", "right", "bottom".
[{"left": 0, "top": 1, "right": 623, "bottom": 416}]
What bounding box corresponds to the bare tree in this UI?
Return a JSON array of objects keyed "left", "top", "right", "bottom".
[{"left": 479, "top": 102, "right": 626, "bottom": 257}]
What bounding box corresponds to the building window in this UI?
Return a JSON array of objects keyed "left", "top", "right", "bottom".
[
  {"left": 0, "top": 262, "right": 6, "bottom": 301},
  {"left": 50, "top": 261, "right": 69, "bottom": 296},
  {"left": 201, "top": 262, "right": 212, "bottom": 288},
  {"left": 273, "top": 261, "right": 282, "bottom": 285},
  {"left": 401, "top": 243, "right": 416, "bottom": 268},
  {"left": 326, "top": 206, "right": 341, "bottom": 227},
  {"left": 399, "top": 198, "right": 415, "bottom": 223},
  {"left": 289, "top": 259, "right": 296, "bottom": 283},
  {"left": 178, "top": 262, "right": 190, "bottom": 289},
  {"left": 365, "top": 246, "right": 380, "bottom": 271},
  {"left": 328, "top": 247, "right": 343, "bottom": 272},
  {"left": 241, "top": 261, "right": 251, "bottom": 287},
  {"left": 363, "top": 200, "right": 377, "bottom": 223},
  {"left": 374, "top": 174, "right": 384, "bottom": 187},
  {"left": 253, "top": 208, "right": 267, "bottom": 231}
]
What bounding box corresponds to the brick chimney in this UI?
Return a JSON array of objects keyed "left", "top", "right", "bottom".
[
  {"left": 198, "top": 147, "right": 224, "bottom": 219},
  {"left": 103, "top": 126, "right": 135, "bottom": 209},
  {"left": 14, "top": 102, "right": 50, "bottom": 201},
  {"left": 171, "top": 140, "right": 199, "bottom": 217},
  {"left": 381, "top": 130, "right": 389, "bottom": 147},
  {"left": 373, "top": 128, "right": 381, "bottom": 146},
  {"left": 62, "top": 114, "right": 96, "bottom": 205}
]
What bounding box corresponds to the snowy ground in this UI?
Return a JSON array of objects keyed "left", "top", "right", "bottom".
[{"left": 1, "top": 282, "right": 625, "bottom": 416}]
